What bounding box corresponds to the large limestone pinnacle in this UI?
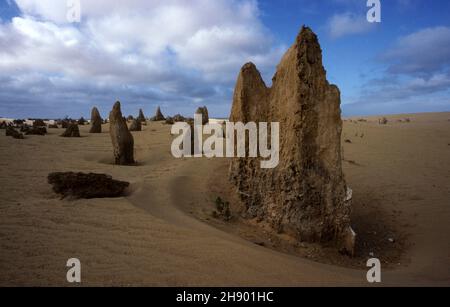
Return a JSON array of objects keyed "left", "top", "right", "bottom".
[
  {"left": 229, "top": 26, "right": 354, "bottom": 254},
  {"left": 89, "top": 106, "right": 102, "bottom": 133},
  {"left": 109, "top": 101, "right": 135, "bottom": 165}
]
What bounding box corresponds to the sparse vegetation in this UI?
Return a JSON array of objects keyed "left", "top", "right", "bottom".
[{"left": 212, "top": 197, "right": 232, "bottom": 221}]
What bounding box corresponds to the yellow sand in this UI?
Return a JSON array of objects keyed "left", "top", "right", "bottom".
[{"left": 0, "top": 112, "right": 449, "bottom": 286}]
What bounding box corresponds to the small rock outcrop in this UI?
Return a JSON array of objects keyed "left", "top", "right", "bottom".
[
  {"left": 61, "top": 124, "right": 80, "bottom": 137},
  {"left": 24, "top": 126, "right": 47, "bottom": 135},
  {"left": 109, "top": 101, "right": 135, "bottom": 165},
  {"left": 129, "top": 119, "right": 142, "bottom": 132},
  {"left": 229, "top": 26, "right": 354, "bottom": 254},
  {"left": 89, "top": 107, "right": 103, "bottom": 133},
  {"left": 196, "top": 106, "right": 209, "bottom": 125},
  {"left": 48, "top": 172, "right": 129, "bottom": 199},
  {"left": 5, "top": 126, "right": 24, "bottom": 139}
]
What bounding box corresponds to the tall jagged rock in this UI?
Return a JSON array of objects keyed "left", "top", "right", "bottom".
[
  {"left": 196, "top": 106, "right": 209, "bottom": 125},
  {"left": 137, "top": 109, "right": 146, "bottom": 123},
  {"left": 152, "top": 106, "right": 166, "bottom": 121},
  {"left": 109, "top": 101, "right": 135, "bottom": 165},
  {"left": 229, "top": 26, "right": 354, "bottom": 254},
  {"left": 89, "top": 107, "right": 103, "bottom": 133}
]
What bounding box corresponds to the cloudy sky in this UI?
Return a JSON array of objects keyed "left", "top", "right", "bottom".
[{"left": 0, "top": 0, "right": 449, "bottom": 118}]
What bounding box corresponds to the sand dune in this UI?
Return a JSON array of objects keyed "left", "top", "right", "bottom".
[{"left": 0, "top": 112, "right": 449, "bottom": 286}]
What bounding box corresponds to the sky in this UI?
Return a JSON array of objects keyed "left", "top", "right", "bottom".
[{"left": 0, "top": 0, "right": 449, "bottom": 119}]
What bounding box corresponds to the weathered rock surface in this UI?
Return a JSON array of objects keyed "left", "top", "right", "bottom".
[
  {"left": 48, "top": 172, "right": 129, "bottom": 199},
  {"left": 89, "top": 107, "right": 102, "bottom": 133},
  {"left": 129, "top": 119, "right": 142, "bottom": 132},
  {"left": 109, "top": 101, "right": 135, "bottom": 165},
  {"left": 196, "top": 106, "right": 209, "bottom": 125},
  {"left": 229, "top": 26, "right": 354, "bottom": 254},
  {"left": 61, "top": 124, "right": 80, "bottom": 137}
]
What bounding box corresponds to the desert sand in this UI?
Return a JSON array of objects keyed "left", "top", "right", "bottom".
[{"left": 0, "top": 112, "right": 449, "bottom": 286}]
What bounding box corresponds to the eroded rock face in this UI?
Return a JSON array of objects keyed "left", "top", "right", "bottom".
[
  {"left": 109, "top": 101, "right": 135, "bottom": 165},
  {"left": 48, "top": 172, "right": 129, "bottom": 199},
  {"left": 90, "top": 107, "right": 103, "bottom": 133},
  {"left": 229, "top": 26, "right": 353, "bottom": 254},
  {"left": 61, "top": 124, "right": 80, "bottom": 137},
  {"left": 196, "top": 106, "right": 209, "bottom": 125}
]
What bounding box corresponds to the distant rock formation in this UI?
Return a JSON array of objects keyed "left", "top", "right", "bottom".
[
  {"left": 137, "top": 109, "right": 146, "bottom": 123},
  {"left": 78, "top": 117, "right": 87, "bottom": 125},
  {"left": 5, "top": 126, "right": 24, "bottom": 139},
  {"left": 152, "top": 106, "right": 166, "bottom": 121},
  {"left": 196, "top": 106, "right": 209, "bottom": 125},
  {"left": 33, "top": 119, "right": 46, "bottom": 127},
  {"left": 61, "top": 120, "right": 69, "bottom": 129},
  {"left": 24, "top": 126, "right": 47, "bottom": 135},
  {"left": 129, "top": 119, "right": 142, "bottom": 132},
  {"left": 89, "top": 107, "right": 102, "bottom": 133},
  {"left": 109, "top": 101, "right": 135, "bottom": 165},
  {"left": 165, "top": 116, "right": 174, "bottom": 125},
  {"left": 61, "top": 124, "right": 80, "bottom": 137},
  {"left": 48, "top": 172, "right": 129, "bottom": 199},
  {"left": 229, "top": 26, "right": 354, "bottom": 254},
  {"left": 172, "top": 114, "right": 187, "bottom": 122}
]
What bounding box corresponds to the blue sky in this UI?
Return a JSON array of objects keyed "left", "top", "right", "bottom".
[{"left": 0, "top": 0, "right": 449, "bottom": 119}]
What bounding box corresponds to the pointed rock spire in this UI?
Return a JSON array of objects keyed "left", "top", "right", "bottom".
[{"left": 229, "top": 26, "right": 354, "bottom": 254}]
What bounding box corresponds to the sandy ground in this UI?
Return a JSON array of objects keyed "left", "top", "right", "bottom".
[{"left": 0, "top": 112, "right": 449, "bottom": 286}]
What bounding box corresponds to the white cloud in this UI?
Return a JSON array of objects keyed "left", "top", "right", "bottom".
[
  {"left": 326, "top": 12, "right": 375, "bottom": 39},
  {"left": 381, "top": 26, "right": 450, "bottom": 76},
  {"left": 0, "top": 0, "right": 284, "bottom": 118}
]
